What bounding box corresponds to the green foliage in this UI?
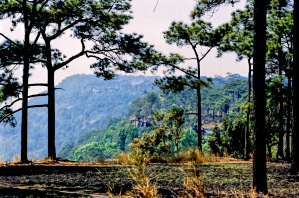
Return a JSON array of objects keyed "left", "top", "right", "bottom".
[
  {"left": 0, "top": 74, "right": 20, "bottom": 101},
  {"left": 58, "top": 143, "right": 75, "bottom": 160},
  {"left": 264, "top": 77, "right": 286, "bottom": 157},
  {"left": 179, "top": 129, "right": 198, "bottom": 150},
  {"left": 201, "top": 75, "right": 248, "bottom": 120},
  {"left": 58, "top": 75, "right": 248, "bottom": 161},
  {"left": 58, "top": 112, "right": 149, "bottom": 161},
  {"left": 215, "top": 2, "right": 254, "bottom": 61},
  {"left": 130, "top": 108, "right": 185, "bottom": 159},
  {"left": 221, "top": 117, "right": 247, "bottom": 158},
  {"left": 157, "top": 18, "right": 218, "bottom": 87},
  {"left": 0, "top": 73, "right": 21, "bottom": 127},
  {"left": 153, "top": 108, "right": 185, "bottom": 155},
  {"left": 191, "top": 0, "right": 236, "bottom": 19},
  {"left": 130, "top": 132, "right": 169, "bottom": 159},
  {"left": 156, "top": 15, "right": 225, "bottom": 151},
  {"left": 204, "top": 117, "right": 249, "bottom": 158},
  {"left": 164, "top": 20, "right": 215, "bottom": 47},
  {"left": 207, "top": 125, "right": 223, "bottom": 156},
  {"left": 73, "top": 141, "right": 118, "bottom": 162},
  {"left": 0, "top": 41, "right": 24, "bottom": 67},
  {"left": 0, "top": 41, "right": 24, "bottom": 127},
  {"left": 266, "top": 0, "right": 293, "bottom": 67}
]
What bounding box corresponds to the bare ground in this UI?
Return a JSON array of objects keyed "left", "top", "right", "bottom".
[{"left": 0, "top": 160, "right": 298, "bottom": 197}]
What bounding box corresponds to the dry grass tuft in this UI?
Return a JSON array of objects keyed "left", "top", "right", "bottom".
[
  {"left": 127, "top": 149, "right": 158, "bottom": 198},
  {"left": 107, "top": 186, "right": 132, "bottom": 198},
  {"left": 116, "top": 152, "right": 132, "bottom": 164},
  {"left": 229, "top": 189, "right": 270, "bottom": 198},
  {"left": 117, "top": 147, "right": 238, "bottom": 165},
  {"left": 130, "top": 169, "right": 158, "bottom": 197},
  {"left": 182, "top": 161, "right": 205, "bottom": 198},
  {"left": 169, "top": 147, "right": 237, "bottom": 164},
  {"left": 247, "top": 189, "right": 269, "bottom": 198},
  {"left": 168, "top": 147, "right": 204, "bottom": 164},
  {"left": 11, "top": 155, "right": 21, "bottom": 163}
]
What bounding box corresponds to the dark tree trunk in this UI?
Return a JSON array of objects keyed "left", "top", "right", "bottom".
[
  {"left": 21, "top": 51, "right": 29, "bottom": 163},
  {"left": 291, "top": 0, "right": 299, "bottom": 174},
  {"left": 197, "top": 87, "right": 202, "bottom": 152},
  {"left": 176, "top": 141, "right": 179, "bottom": 156},
  {"left": 285, "top": 74, "right": 292, "bottom": 161},
  {"left": 252, "top": 0, "right": 268, "bottom": 194},
  {"left": 21, "top": 0, "right": 30, "bottom": 163},
  {"left": 277, "top": 59, "right": 285, "bottom": 160},
  {"left": 244, "top": 58, "right": 252, "bottom": 160},
  {"left": 48, "top": 66, "right": 56, "bottom": 160},
  {"left": 194, "top": 45, "right": 202, "bottom": 152},
  {"left": 43, "top": 37, "right": 56, "bottom": 160}
]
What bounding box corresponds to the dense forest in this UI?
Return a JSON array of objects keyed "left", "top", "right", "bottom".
[
  {"left": 58, "top": 74, "right": 248, "bottom": 161},
  {"left": 1, "top": 0, "right": 299, "bottom": 195}
]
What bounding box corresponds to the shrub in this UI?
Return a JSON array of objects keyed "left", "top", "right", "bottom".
[{"left": 73, "top": 142, "right": 118, "bottom": 162}]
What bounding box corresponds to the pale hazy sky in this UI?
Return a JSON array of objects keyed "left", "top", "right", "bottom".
[{"left": 0, "top": 0, "right": 247, "bottom": 94}]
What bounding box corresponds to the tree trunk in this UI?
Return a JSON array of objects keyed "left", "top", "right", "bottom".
[
  {"left": 197, "top": 87, "right": 202, "bottom": 152},
  {"left": 21, "top": 0, "right": 30, "bottom": 163},
  {"left": 291, "top": 0, "right": 299, "bottom": 174},
  {"left": 196, "top": 51, "right": 202, "bottom": 152},
  {"left": 285, "top": 74, "right": 292, "bottom": 161},
  {"left": 21, "top": 53, "right": 29, "bottom": 163},
  {"left": 252, "top": 0, "right": 268, "bottom": 194},
  {"left": 244, "top": 58, "right": 252, "bottom": 160},
  {"left": 43, "top": 37, "right": 56, "bottom": 160},
  {"left": 277, "top": 70, "right": 284, "bottom": 160},
  {"left": 176, "top": 141, "right": 179, "bottom": 156},
  {"left": 48, "top": 66, "right": 56, "bottom": 160}
]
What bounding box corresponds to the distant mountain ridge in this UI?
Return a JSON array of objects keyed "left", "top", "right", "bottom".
[{"left": 0, "top": 74, "right": 157, "bottom": 161}]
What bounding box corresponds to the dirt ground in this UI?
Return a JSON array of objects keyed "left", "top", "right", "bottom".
[{"left": 0, "top": 160, "right": 298, "bottom": 197}]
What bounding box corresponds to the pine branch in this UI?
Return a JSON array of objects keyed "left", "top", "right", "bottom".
[
  {"left": 0, "top": 93, "right": 48, "bottom": 111},
  {"left": 0, "top": 104, "right": 48, "bottom": 123}
]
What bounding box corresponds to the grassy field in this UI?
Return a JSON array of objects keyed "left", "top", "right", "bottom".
[{"left": 0, "top": 160, "right": 298, "bottom": 197}]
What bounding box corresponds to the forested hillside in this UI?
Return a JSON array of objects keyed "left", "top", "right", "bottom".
[
  {"left": 0, "top": 75, "right": 157, "bottom": 161},
  {"left": 0, "top": 74, "right": 247, "bottom": 161},
  {"left": 58, "top": 74, "right": 248, "bottom": 161}
]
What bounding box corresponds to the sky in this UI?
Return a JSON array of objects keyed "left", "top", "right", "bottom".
[
  {"left": 124, "top": 0, "right": 247, "bottom": 77},
  {"left": 0, "top": 0, "right": 247, "bottom": 94}
]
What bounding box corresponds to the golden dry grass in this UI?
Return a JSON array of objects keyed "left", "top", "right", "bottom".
[
  {"left": 168, "top": 147, "right": 243, "bottom": 164},
  {"left": 116, "top": 147, "right": 241, "bottom": 165},
  {"left": 116, "top": 152, "right": 132, "bottom": 164},
  {"left": 11, "top": 155, "right": 21, "bottom": 163},
  {"left": 128, "top": 155, "right": 158, "bottom": 198},
  {"left": 230, "top": 189, "right": 270, "bottom": 198},
  {"left": 180, "top": 161, "right": 205, "bottom": 198}
]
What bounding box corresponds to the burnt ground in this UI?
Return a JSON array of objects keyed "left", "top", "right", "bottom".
[{"left": 0, "top": 161, "right": 299, "bottom": 197}]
